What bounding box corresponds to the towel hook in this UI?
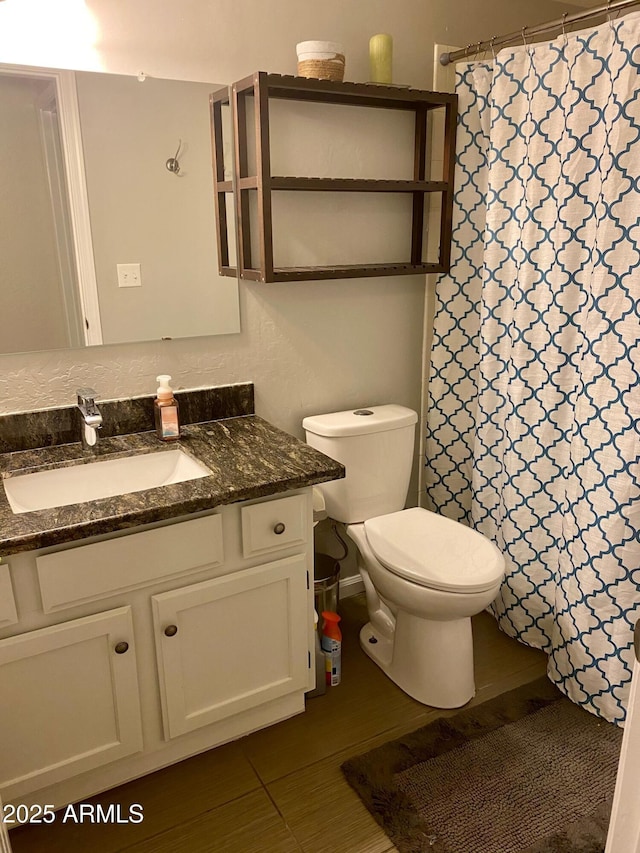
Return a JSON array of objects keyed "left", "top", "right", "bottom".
[{"left": 166, "top": 140, "right": 182, "bottom": 175}]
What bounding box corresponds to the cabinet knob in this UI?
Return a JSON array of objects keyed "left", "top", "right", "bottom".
[
  {"left": 164, "top": 624, "right": 178, "bottom": 637},
  {"left": 273, "top": 522, "right": 286, "bottom": 535},
  {"left": 114, "top": 641, "right": 129, "bottom": 654}
]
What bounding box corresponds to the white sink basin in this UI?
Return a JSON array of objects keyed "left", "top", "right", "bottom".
[{"left": 3, "top": 449, "right": 211, "bottom": 514}]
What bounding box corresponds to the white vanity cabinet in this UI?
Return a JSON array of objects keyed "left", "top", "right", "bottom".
[
  {"left": 0, "top": 566, "right": 17, "bottom": 629},
  {"left": 153, "top": 554, "right": 310, "bottom": 739},
  {"left": 0, "top": 488, "right": 315, "bottom": 809},
  {"left": 0, "top": 607, "right": 143, "bottom": 798}
]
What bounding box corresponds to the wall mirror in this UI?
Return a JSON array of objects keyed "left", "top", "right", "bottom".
[{"left": 0, "top": 64, "right": 239, "bottom": 356}]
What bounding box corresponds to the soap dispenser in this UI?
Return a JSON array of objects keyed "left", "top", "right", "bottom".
[{"left": 154, "top": 375, "right": 180, "bottom": 441}]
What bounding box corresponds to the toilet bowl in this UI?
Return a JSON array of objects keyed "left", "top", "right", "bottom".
[
  {"left": 303, "top": 404, "right": 506, "bottom": 709},
  {"left": 346, "top": 508, "right": 504, "bottom": 708}
]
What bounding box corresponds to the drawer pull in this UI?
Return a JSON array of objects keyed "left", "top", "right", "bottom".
[
  {"left": 114, "top": 641, "right": 129, "bottom": 655},
  {"left": 164, "top": 624, "right": 178, "bottom": 637},
  {"left": 273, "top": 522, "right": 286, "bottom": 535}
]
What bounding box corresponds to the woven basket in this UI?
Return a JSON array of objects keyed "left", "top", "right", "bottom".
[{"left": 297, "top": 55, "right": 345, "bottom": 82}]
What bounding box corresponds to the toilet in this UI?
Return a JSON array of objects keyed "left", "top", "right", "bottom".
[{"left": 303, "top": 404, "right": 505, "bottom": 709}]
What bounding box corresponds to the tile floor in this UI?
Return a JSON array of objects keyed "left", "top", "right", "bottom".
[{"left": 10, "top": 594, "right": 547, "bottom": 853}]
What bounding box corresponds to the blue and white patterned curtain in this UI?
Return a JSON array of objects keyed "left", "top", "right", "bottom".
[{"left": 425, "top": 14, "right": 640, "bottom": 724}]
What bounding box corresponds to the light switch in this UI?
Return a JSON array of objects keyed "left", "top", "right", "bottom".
[{"left": 117, "top": 263, "right": 142, "bottom": 288}]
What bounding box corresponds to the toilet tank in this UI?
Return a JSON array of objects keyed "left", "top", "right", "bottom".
[{"left": 303, "top": 405, "right": 418, "bottom": 523}]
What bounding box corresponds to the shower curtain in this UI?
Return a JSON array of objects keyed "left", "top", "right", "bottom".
[{"left": 425, "top": 13, "right": 640, "bottom": 723}]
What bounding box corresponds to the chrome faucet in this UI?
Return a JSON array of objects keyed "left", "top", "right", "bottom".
[{"left": 76, "top": 388, "right": 103, "bottom": 451}]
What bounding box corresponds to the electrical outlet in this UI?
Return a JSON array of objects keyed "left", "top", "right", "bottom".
[{"left": 117, "top": 263, "right": 142, "bottom": 288}]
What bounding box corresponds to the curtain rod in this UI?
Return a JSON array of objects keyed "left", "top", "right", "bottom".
[{"left": 439, "top": 0, "right": 640, "bottom": 65}]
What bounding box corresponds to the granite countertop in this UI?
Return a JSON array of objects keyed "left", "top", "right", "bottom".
[{"left": 0, "top": 416, "right": 344, "bottom": 556}]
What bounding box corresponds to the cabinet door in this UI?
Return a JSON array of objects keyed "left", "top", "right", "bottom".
[
  {"left": 153, "top": 555, "right": 310, "bottom": 739},
  {"left": 0, "top": 565, "right": 18, "bottom": 629},
  {"left": 0, "top": 607, "right": 143, "bottom": 799},
  {"left": 0, "top": 795, "right": 11, "bottom": 853}
]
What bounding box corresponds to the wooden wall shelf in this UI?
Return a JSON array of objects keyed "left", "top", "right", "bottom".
[{"left": 211, "top": 72, "right": 457, "bottom": 282}]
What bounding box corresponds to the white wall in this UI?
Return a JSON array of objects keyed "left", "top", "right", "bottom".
[{"left": 0, "top": 0, "right": 577, "bottom": 442}]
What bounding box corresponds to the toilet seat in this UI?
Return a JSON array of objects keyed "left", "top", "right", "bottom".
[{"left": 364, "top": 507, "right": 504, "bottom": 594}]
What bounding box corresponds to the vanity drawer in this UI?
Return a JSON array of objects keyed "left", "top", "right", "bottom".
[
  {"left": 37, "top": 514, "right": 223, "bottom": 612},
  {"left": 241, "top": 495, "right": 307, "bottom": 557},
  {"left": 0, "top": 564, "right": 18, "bottom": 628}
]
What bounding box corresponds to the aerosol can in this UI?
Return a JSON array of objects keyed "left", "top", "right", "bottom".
[{"left": 321, "top": 611, "right": 342, "bottom": 686}]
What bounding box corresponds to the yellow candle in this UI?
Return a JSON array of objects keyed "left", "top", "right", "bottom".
[{"left": 369, "top": 34, "right": 393, "bottom": 84}]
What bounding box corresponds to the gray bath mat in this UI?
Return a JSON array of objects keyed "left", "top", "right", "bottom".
[{"left": 341, "top": 677, "right": 622, "bottom": 853}]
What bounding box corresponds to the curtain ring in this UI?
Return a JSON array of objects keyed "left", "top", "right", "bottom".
[
  {"left": 490, "top": 36, "right": 497, "bottom": 60},
  {"left": 561, "top": 12, "right": 568, "bottom": 44},
  {"left": 521, "top": 26, "right": 528, "bottom": 46}
]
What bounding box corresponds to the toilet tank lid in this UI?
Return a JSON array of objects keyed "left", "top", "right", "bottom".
[{"left": 303, "top": 405, "right": 417, "bottom": 437}]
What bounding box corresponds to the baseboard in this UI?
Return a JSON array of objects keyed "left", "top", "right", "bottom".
[{"left": 339, "top": 573, "right": 363, "bottom": 599}]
